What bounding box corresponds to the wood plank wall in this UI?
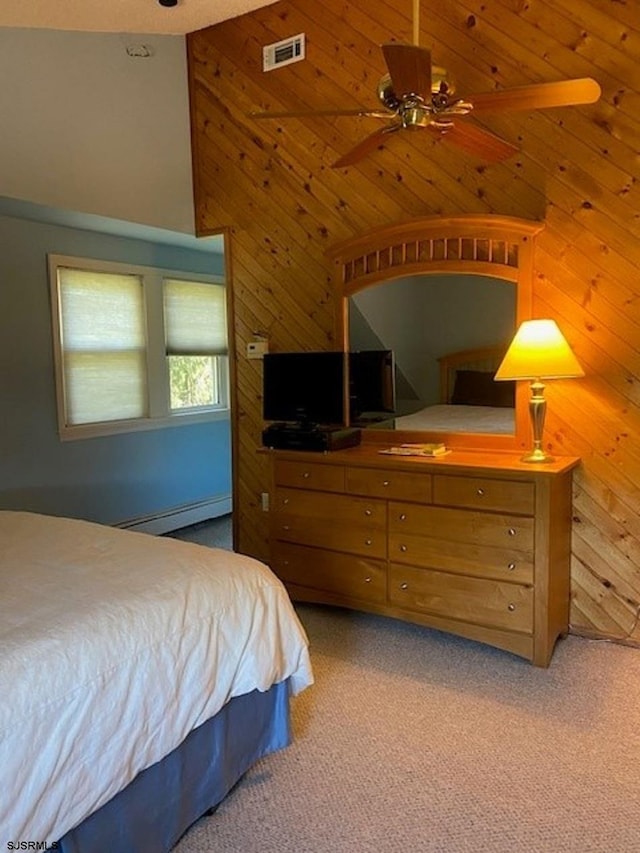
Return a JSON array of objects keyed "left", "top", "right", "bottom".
[{"left": 187, "top": 0, "right": 640, "bottom": 644}]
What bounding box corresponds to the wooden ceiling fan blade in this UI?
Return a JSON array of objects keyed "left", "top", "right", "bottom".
[
  {"left": 381, "top": 43, "right": 432, "bottom": 99},
  {"left": 250, "top": 107, "right": 390, "bottom": 119},
  {"left": 432, "top": 121, "right": 519, "bottom": 162},
  {"left": 469, "top": 78, "right": 601, "bottom": 113},
  {"left": 332, "top": 124, "right": 402, "bottom": 168}
]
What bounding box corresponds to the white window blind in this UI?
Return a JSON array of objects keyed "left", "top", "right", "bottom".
[
  {"left": 164, "top": 279, "right": 227, "bottom": 356},
  {"left": 58, "top": 267, "right": 147, "bottom": 425}
]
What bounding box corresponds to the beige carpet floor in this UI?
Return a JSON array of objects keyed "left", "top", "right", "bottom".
[
  {"left": 164, "top": 514, "right": 233, "bottom": 551},
  {"left": 173, "top": 603, "right": 640, "bottom": 853}
]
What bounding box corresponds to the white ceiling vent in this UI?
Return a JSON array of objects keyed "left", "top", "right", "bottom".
[{"left": 263, "top": 34, "right": 305, "bottom": 72}]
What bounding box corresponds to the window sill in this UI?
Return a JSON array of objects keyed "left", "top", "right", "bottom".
[{"left": 58, "top": 408, "right": 230, "bottom": 442}]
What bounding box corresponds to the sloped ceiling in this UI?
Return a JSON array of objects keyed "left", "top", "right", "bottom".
[{"left": 0, "top": 0, "right": 277, "bottom": 35}]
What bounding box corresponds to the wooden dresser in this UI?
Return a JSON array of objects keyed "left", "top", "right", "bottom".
[{"left": 267, "top": 445, "right": 579, "bottom": 667}]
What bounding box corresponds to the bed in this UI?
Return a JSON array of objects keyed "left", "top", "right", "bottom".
[
  {"left": 0, "top": 511, "right": 313, "bottom": 851},
  {"left": 394, "top": 345, "right": 515, "bottom": 434}
]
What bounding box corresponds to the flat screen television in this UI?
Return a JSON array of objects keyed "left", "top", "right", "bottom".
[
  {"left": 349, "top": 350, "right": 396, "bottom": 419},
  {"left": 263, "top": 351, "right": 346, "bottom": 427}
]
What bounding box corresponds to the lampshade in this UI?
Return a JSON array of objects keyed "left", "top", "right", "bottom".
[{"left": 495, "top": 319, "right": 584, "bottom": 381}]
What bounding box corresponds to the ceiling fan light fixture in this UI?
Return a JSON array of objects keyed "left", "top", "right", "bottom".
[
  {"left": 431, "top": 67, "right": 453, "bottom": 95},
  {"left": 377, "top": 75, "right": 401, "bottom": 110},
  {"left": 401, "top": 105, "right": 431, "bottom": 128}
]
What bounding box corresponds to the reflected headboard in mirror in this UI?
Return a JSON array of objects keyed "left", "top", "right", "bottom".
[{"left": 327, "top": 214, "right": 544, "bottom": 451}]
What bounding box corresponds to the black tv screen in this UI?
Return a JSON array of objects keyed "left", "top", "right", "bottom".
[
  {"left": 263, "top": 351, "right": 346, "bottom": 426},
  {"left": 349, "top": 350, "right": 396, "bottom": 417}
]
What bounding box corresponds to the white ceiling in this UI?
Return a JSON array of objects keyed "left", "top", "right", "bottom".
[{"left": 0, "top": 0, "right": 277, "bottom": 36}]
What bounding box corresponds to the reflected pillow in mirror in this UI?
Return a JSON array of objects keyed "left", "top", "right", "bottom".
[{"left": 451, "top": 370, "right": 515, "bottom": 408}]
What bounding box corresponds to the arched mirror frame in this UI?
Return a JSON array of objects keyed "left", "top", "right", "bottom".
[{"left": 327, "top": 214, "right": 545, "bottom": 452}]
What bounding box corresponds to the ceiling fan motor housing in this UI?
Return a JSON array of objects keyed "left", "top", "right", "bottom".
[{"left": 377, "top": 66, "right": 455, "bottom": 108}]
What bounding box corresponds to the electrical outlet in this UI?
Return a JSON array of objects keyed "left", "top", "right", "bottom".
[{"left": 261, "top": 492, "right": 270, "bottom": 512}]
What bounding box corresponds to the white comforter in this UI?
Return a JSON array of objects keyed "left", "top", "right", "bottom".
[
  {"left": 394, "top": 403, "right": 515, "bottom": 434},
  {"left": 0, "top": 511, "right": 313, "bottom": 844}
]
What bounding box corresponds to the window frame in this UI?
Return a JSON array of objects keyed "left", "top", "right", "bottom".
[{"left": 49, "top": 254, "right": 229, "bottom": 441}]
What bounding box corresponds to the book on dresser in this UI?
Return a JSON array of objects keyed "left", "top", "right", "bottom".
[{"left": 379, "top": 442, "right": 450, "bottom": 457}]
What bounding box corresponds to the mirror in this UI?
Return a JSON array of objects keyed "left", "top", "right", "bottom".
[
  {"left": 328, "top": 215, "right": 543, "bottom": 451},
  {"left": 349, "top": 273, "right": 517, "bottom": 432}
]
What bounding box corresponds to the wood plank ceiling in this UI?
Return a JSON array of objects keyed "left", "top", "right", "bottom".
[{"left": 187, "top": 0, "right": 640, "bottom": 644}]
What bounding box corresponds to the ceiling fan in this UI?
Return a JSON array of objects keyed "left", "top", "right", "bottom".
[{"left": 250, "top": 0, "right": 601, "bottom": 168}]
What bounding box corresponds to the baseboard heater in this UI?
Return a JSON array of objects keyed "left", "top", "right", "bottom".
[{"left": 117, "top": 495, "right": 232, "bottom": 535}]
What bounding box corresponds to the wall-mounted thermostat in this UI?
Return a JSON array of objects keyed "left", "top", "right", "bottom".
[{"left": 247, "top": 340, "right": 269, "bottom": 359}]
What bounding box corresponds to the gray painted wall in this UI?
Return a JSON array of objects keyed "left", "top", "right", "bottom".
[{"left": 0, "top": 28, "right": 195, "bottom": 234}]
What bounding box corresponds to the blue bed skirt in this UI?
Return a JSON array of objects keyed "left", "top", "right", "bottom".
[{"left": 57, "top": 679, "right": 291, "bottom": 853}]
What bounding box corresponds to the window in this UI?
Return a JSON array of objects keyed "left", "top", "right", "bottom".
[
  {"left": 49, "top": 255, "right": 228, "bottom": 440},
  {"left": 164, "top": 278, "right": 227, "bottom": 412}
]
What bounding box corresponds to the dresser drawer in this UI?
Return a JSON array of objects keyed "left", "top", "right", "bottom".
[
  {"left": 271, "top": 541, "right": 386, "bottom": 604},
  {"left": 389, "top": 564, "right": 533, "bottom": 634},
  {"left": 274, "top": 487, "right": 385, "bottom": 525},
  {"left": 272, "top": 517, "right": 386, "bottom": 558},
  {"left": 388, "top": 534, "right": 534, "bottom": 584},
  {"left": 272, "top": 488, "right": 386, "bottom": 558},
  {"left": 433, "top": 474, "right": 535, "bottom": 515},
  {"left": 389, "top": 502, "right": 534, "bottom": 551},
  {"left": 345, "top": 466, "right": 433, "bottom": 502},
  {"left": 274, "top": 460, "right": 345, "bottom": 492}
]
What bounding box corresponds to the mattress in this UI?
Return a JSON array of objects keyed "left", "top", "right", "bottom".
[
  {"left": 394, "top": 403, "right": 515, "bottom": 434},
  {"left": 0, "top": 511, "right": 313, "bottom": 844}
]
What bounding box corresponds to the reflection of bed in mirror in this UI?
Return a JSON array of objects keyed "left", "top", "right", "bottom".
[{"left": 393, "top": 345, "right": 515, "bottom": 435}]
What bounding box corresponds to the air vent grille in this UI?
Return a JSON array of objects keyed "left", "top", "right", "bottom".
[{"left": 263, "top": 34, "right": 305, "bottom": 72}]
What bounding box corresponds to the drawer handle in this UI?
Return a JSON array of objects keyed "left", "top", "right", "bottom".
[
  {"left": 282, "top": 525, "right": 290, "bottom": 531},
  {"left": 508, "top": 527, "right": 516, "bottom": 536},
  {"left": 364, "top": 576, "right": 372, "bottom": 584},
  {"left": 365, "top": 538, "right": 373, "bottom": 546},
  {"left": 508, "top": 603, "right": 516, "bottom": 612},
  {"left": 400, "top": 582, "right": 409, "bottom": 590},
  {"left": 507, "top": 562, "right": 516, "bottom": 571},
  {"left": 399, "top": 513, "right": 407, "bottom": 521},
  {"left": 382, "top": 480, "right": 390, "bottom": 487},
  {"left": 302, "top": 472, "right": 310, "bottom": 479},
  {"left": 400, "top": 544, "right": 408, "bottom": 552},
  {"left": 364, "top": 508, "right": 372, "bottom": 517},
  {"left": 477, "top": 488, "right": 485, "bottom": 496},
  {"left": 283, "top": 498, "right": 289, "bottom": 505}
]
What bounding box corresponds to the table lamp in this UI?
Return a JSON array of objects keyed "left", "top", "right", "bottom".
[{"left": 495, "top": 319, "right": 584, "bottom": 463}]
